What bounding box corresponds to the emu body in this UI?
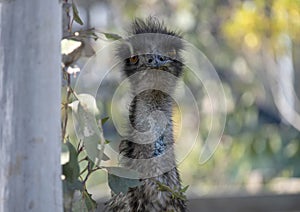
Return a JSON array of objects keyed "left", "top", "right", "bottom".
[{"left": 106, "top": 18, "right": 186, "bottom": 212}]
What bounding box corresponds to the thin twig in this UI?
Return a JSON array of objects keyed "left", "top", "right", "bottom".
[
  {"left": 79, "top": 166, "right": 88, "bottom": 176},
  {"left": 78, "top": 156, "right": 88, "bottom": 163},
  {"left": 69, "top": 86, "right": 79, "bottom": 100},
  {"left": 62, "top": 73, "right": 71, "bottom": 140},
  {"left": 83, "top": 166, "right": 102, "bottom": 184}
]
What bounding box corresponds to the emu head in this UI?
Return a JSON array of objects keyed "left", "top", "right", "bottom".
[{"left": 117, "top": 17, "right": 184, "bottom": 82}]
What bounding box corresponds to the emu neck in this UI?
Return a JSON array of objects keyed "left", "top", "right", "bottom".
[{"left": 128, "top": 89, "right": 175, "bottom": 159}]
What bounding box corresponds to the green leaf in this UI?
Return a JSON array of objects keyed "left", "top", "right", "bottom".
[
  {"left": 106, "top": 167, "right": 143, "bottom": 194},
  {"left": 61, "top": 39, "right": 82, "bottom": 55},
  {"left": 72, "top": 3, "right": 84, "bottom": 25},
  {"left": 71, "top": 190, "right": 97, "bottom": 212},
  {"left": 156, "top": 181, "right": 171, "bottom": 192},
  {"left": 180, "top": 185, "right": 189, "bottom": 193},
  {"left": 70, "top": 94, "right": 110, "bottom": 164},
  {"left": 102, "top": 32, "right": 122, "bottom": 40},
  {"left": 106, "top": 167, "right": 141, "bottom": 178},
  {"left": 63, "top": 179, "right": 83, "bottom": 192},
  {"left": 83, "top": 191, "right": 97, "bottom": 210},
  {"left": 155, "top": 181, "right": 187, "bottom": 201},
  {"left": 108, "top": 174, "right": 142, "bottom": 194},
  {"left": 63, "top": 141, "right": 80, "bottom": 182},
  {"left": 101, "top": 117, "right": 109, "bottom": 125},
  {"left": 61, "top": 143, "right": 70, "bottom": 165}
]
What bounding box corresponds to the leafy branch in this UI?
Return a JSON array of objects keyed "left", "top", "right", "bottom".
[
  {"left": 61, "top": 2, "right": 131, "bottom": 211},
  {"left": 61, "top": 2, "right": 102, "bottom": 211},
  {"left": 155, "top": 181, "right": 189, "bottom": 201}
]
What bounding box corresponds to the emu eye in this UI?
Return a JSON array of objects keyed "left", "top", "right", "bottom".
[{"left": 129, "top": 55, "right": 139, "bottom": 64}]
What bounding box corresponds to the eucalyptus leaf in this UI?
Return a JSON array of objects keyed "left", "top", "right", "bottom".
[
  {"left": 77, "top": 94, "right": 99, "bottom": 115},
  {"left": 105, "top": 167, "right": 141, "bottom": 179},
  {"left": 180, "top": 185, "right": 189, "bottom": 193},
  {"left": 71, "top": 191, "right": 88, "bottom": 212},
  {"left": 70, "top": 94, "right": 110, "bottom": 164},
  {"left": 61, "top": 143, "right": 70, "bottom": 165},
  {"left": 102, "top": 32, "right": 122, "bottom": 40},
  {"left": 72, "top": 3, "right": 84, "bottom": 25},
  {"left": 71, "top": 190, "right": 97, "bottom": 212},
  {"left": 63, "top": 141, "right": 80, "bottom": 182},
  {"left": 108, "top": 173, "right": 142, "bottom": 195},
  {"left": 61, "top": 39, "right": 82, "bottom": 55},
  {"left": 83, "top": 191, "right": 97, "bottom": 211},
  {"left": 64, "top": 179, "right": 83, "bottom": 192},
  {"left": 106, "top": 167, "right": 143, "bottom": 194}
]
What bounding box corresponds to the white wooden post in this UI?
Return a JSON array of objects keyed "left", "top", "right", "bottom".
[{"left": 0, "top": 0, "right": 62, "bottom": 211}]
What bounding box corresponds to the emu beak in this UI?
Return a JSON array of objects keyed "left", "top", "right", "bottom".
[{"left": 146, "top": 54, "right": 172, "bottom": 68}]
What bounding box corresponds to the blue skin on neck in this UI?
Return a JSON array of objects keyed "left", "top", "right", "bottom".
[{"left": 153, "top": 135, "right": 166, "bottom": 156}]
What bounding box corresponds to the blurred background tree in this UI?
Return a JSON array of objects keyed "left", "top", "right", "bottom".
[{"left": 65, "top": 0, "right": 300, "bottom": 202}]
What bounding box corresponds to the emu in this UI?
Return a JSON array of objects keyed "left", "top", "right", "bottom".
[{"left": 106, "top": 17, "right": 186, "bottom": 212}]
